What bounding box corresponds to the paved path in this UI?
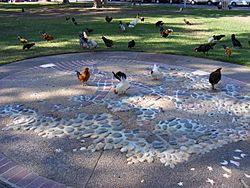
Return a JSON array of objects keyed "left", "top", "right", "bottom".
[{"left": 0, "top": 52, "right": 250, "bottom": 188}]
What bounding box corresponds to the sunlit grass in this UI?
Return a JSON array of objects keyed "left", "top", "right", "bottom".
[{"left": 0, "top": 2, "right": 250, "bottom": 65}]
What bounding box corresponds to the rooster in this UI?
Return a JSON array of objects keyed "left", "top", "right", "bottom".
[
  {"left": 102, "top": 36, "right": 113, "bottom": 47},
  {"left": 23, "top": 43, "right": 35, "bottom": 50},
  {"left": 222, "top": 45, "right": 231, "bottom": 57},
  {"left": 160, "top": 27, "right": 173, "bottom": 38},
  {"left": 113, "top": 72, "right": 130, "bottom": 95},
  {"left": 17, "top": 35, "right": 28, "bottom": 43},
  {"left": 42, "top": 33, "right": 54, "bottom": 41},
  {"left": 151, "top": 64, "right": 162, "bottom": 80},
  {"left": 119, "top": 21, "right": 126, "bottom": 32},
  {"left": 105, "top": 16, "right": 113, "bottom": 23},
  {"left": 195, "top": 43, "right": 216, "bottom": 55},
  {"left": 112, "top": 71, "right": 127, "bottom": 81},
  {"left": 155, "top": 21, "right": 164, "bottom": 27},
  {"left": 184, "top": 19, "right": 192, "bottom": 25},
  {"left": 209, "top": 68, "right": 222, "bottom": 90},
  {"left": 75, "top": 67, "right": 90, "bottom": 85},
  {"left": 231, "top": 34, "right": 242, "bottom": 48},
  {"left": 128, "top": 40, "right": 135, "bottom": 48}
]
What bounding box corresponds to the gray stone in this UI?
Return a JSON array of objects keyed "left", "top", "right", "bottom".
[
  {"left": 96, "top": 129, "right": 108, "bottom": 134},
  {"left": 65, "top": 127, "right": 74, "bottom": 133},
  {"left": 184, "top": 123, "right": 193, "bottom": 129},
  {"left": 112, "top": 133, "right": 123, "bottom": 138}
]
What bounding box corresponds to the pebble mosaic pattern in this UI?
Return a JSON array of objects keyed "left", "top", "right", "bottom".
[{"left": 0, "top": 58, "right": 250, "bottom": 168}]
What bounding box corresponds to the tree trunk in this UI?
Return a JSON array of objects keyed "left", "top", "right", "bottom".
[
  {"left": 63, "top": 0, "right": 70, "bottom": 4},
  {"left": 93, "top": 0, "right": 102, "bottom": 8}
]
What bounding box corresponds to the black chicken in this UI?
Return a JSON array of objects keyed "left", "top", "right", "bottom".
[
  {"left": 195, "top": 43, "right": 216, "bottom": 54},
  {"left": 72, "top": 17, "right": 78, "bottom": 25},
  {"left": 23, "top": 43, "right": 35, "bottom": 50},
  {"left": 105, "top": 16, "right": 113, "bottom": 23},
  {"left": 231, "top": 34, "right": 242, "bottom": 48},
  {"left": 155, "top": 21, "right": 164, "bottom": 27},
  {"left": 248, "top": 41, "right": 250, "bottom": 45},
  {"left": 21, "top": 8, "right": 25, "bottom": 12},
  {"left": 128, "top": 40, "right": 135, "bottom": 48},
  {"left": 66, "top": 16, "right": 71, "bottom": 21},
  {"left": 209, "top": 68, "right": 222, "bottom": 90},
  {"left": 102, "top": 36, "right": 113, "bottom": 47},
  {"left": 213, "top": 35, "right": 225, "bottom": 41},
  {"left": 112, "top": 71, "right": 127, "bottom": 81}
]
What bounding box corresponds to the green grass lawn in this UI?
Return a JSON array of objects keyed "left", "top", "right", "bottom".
[{"left": 0, "top": 2, "right": 250, "bottom": 66}]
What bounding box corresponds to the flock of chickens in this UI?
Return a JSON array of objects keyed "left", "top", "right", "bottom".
[
  {"left": 76, "top": 64, "right": 222, "bottom": 95},
  {"left": 16, "top": 11, "right": 248, "bottom": 94}
]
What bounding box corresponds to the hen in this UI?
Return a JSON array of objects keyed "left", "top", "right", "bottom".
[
  {"left": 209, "top": 68, "right": 222, "bottom": 90},
  {"left": 105, "top": 16, "right": 113, "bottom": 23},
  {"left": 155, "top": 21, "right": 164, "bottom": 27},
  {"left": 195, "top": 43, "right": 216, "bottom": 55},
  {"left": 119, "top": 21, "right": 126, "bottom": 32},
  {"left": 102, "top": 36, "right": 113, "bottom": 47},
  {"left": 42, "top": 33, "right": 54, "bottom": 41},
  {"left": 222, "top": 45, "right": 231, "bottom": 57},
  {"left": 75, "top": 67, "right": 90, "bottom": 85},
  {"left": 184, "top": 19, "right": 192, "bottom": 25},
  {"left": 113, "top": 72, "right": 130, "bottom": 95},
  {"left": 231, "top": 34, "right": 242, "bottom": 48},
  {"left": 23, "top": 43, "right": 35, "bottom": 50},
  {"left": 127, "top": 18, "right": 140, "bottom": 29},
  {"left": 17, "top": 35, "right": 28, "bottom": 43},
  {"left": 79, "top": 32, "right": 97, "bottom": 49},
  {"left": 72, "top": 17, "right": 78, "bottom": 25},
  {"left": 160, "top": 27, "right": 173, "bottom": 38},
  {"left": 128, "top": 40, "right": 135, "bottom": 48},
  {"left": 151, "top": 64, "right": 162, "bottom": 80}
]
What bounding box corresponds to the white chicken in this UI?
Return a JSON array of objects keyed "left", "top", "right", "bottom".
[
  {"left": 119, "top": 21, "right": 126, "bottom": 32},
  {"left": 208, "top": 36, "right": 215, "bottom": 44},
  {"left": 114, "top": 78, "right": 130, "bottom": 95},
  {"left": 151, "top": 64, "right": 162, "bottom": 80},
  {"left": 128, "top": 18, "right": 140, "bottom": 28}
]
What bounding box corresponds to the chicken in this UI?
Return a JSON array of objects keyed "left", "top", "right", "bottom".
[
  {"left": 105, "top": 16, "right": 113, "bottom": 23},
  {"left": 151, "top": 64, "right": 162, "bottom": 80},
  {"left": 79, "top": 32, "right": 97, "bottom": 49},
  {"left": 184, "top": 19, "right": 192, "bottom": 25},
  {"left": 222, "top": 45, "right": 231, "bottom": 57},
  {"left": 231, "top": 34, "right": 242, "bottom": 48},
  {"left": 66, "top": 16, "right": 71, "bottom": 21},
  {"left": 42, "top": 33, "right": 54, "bottom": 41},
  {"left": 127, "top": 18, "right": 140, "bottom": 28},
  {"left": 160, "top": 27, "right": 173, "bottom": 38},
  {"left": 140, "top": 17, "right": 145, "bottom": 22},
  {"left": 128, "top": 40, "right": 135, "bottom": 48},
  {"left": 209, "top": 68, "right": 222, "bottom": 90},
  {"left": 195, "top": 43, "right": 216, "bottom": 55},
  {"left": 178, "top": 8, "right": 183, "bottom": 12},
  {"left": 102, "top": 36, "right": 113, "bottom": 47},
  {"left": 112, "top": 71, "right": 127, "bottom": 81},
  {"left": 213, "top": 35, "right": 225, "bottom": 41},
  {"left": 17, "top": 35, "right": 28, "bottom": 43},
  {"left": 155, "top": 21, "right": 164, "bottom": 27},
  {"left": 208, "top": 35, "right": 225, "bottom": 43},
  {"left": 23, "top": 43, "right": 35, "bottom": 50},
  {"left": 248, "top": 41, "right": 250, "bottom": 45},
  {"left": 75, "top": 67, "right": 90, "bottom": 85},
  {"left": 21, "top": 8, "right": 25, "bottom": 12},
  {"left": 72, "top": 17, "right": 78, "bottom": 25},
  {"left": 119, "top": 21, "right": 126, "bottom": 32}
]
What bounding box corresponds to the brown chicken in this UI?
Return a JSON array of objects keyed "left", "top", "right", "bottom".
[
  {"left": 42, "top": 33, "right": 54, "bottom": 41},
  {"left": 222, "top": 45, "right": 231, "bottom": 57},
  {"left": 76, "top": 67, "right": 90, "bottom": 85},
  {"left": 209, "top": 68, "right": 222, "bottom": 90},
  {"left": 184, "top": 19, "right": 192, "bottom": 25}
]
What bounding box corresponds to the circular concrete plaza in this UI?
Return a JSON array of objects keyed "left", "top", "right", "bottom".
[{"left": 0, "top": 52, "right": 250, "bottom": 188}]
